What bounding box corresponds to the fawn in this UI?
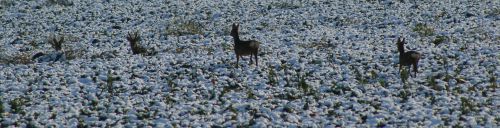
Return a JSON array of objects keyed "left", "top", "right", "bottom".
[
  {"left": 230, "top": 23, "right": 260, "bottom": 67},
  {"left": 397, "top": 37, "right": 421, "bottom": 77}
]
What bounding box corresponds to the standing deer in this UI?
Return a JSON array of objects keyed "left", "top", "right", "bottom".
[
  {"left": 397, "top": 37, "right": 421, "bottom": 77},
  {"left": 230, "top": 23, "right": 260, "bottom": 67}
]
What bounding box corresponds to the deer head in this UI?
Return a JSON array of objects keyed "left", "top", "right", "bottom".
[
  {"left": 230, "top": 23, "right": 239, "bottom": 38},
  {"left": 397, "top": 37, "right": 405, "bottom": 53}
]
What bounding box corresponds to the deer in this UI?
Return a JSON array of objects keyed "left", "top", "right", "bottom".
[
  {"left": 397, "top": 37, "right": 421, "bottom": 77},
  {"left": 126, "top": 31, "right": 147, "bottom": 55},
  {"left": 230, "top": 23, "right": 260, "bottom": 67}
]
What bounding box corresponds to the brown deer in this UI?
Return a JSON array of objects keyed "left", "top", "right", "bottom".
[
  {"left": 126, "top": 31, "right": 146, "bottom": 55},
  {"left": 397, "top": 37, "right": 421, "bottom": 77},
  {"left": 230, "top": 23, "right": 260, "bottom": 67}
]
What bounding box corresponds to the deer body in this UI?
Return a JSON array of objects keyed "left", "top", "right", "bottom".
[
  {"left": 397, "top": 37, "right": 421, "bottom": 77},
  {"left": 230, "top": 23, "right": 260, "bottom": 67}
]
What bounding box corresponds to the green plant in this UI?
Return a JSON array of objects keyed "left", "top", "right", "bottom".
[
  {"left": 489, "top": 75, "right": 497, "bottom": 91},
  {"left": 429, "top": 95, "right": 437, "bottom": 105},
  {"left": 47, "top": 0, "right": 74, "bottom": 6},
  {"left": 91, "top": 100, "right": 98, "bottom": 109},
  {"left": 48, "top": 34, "right": 64, "bottom": 51},
  {"left": 376, "top": 121, "right": 386, "bottom": 128},
  {"left": 331, "top": 84, "right": 350, "bottom": 95},
  {"left": 399, "top": 90, "right": 410, "bottom": 102},
  {"left": 428, "top": 75, "right": 441, "bottom": 91},
  {"left": 485, "top": 8, "right": 500, "bottom": 16},
  {"left": 209, "top": 88, "right": 216, "bottom": 100},
  {"left": 378, "top": 79, "right": 388, "bottom": 87},
  {"left": 106, "top": 70, "right": 119, "bottom": 95},
  {"left": 163, "top": 95, "right": 175, "bottom": 105},
  {"left": 283, "top": 104, "right": 294, "bottom": 113},
  {"left": 268, "top": 1, "right": 302, "bottom": 10},
  {"left": 77, "top": 118, "right": 86, "bottom": 128},
  {"left": 0, "top": 52, "right": 33, "bottom": 64},
  {"left": 303, "top": 100, "right": 310, "bottom": 110},
  {"left": 0, "top": 97, "right": 4, "bottom": 114},
  {"left": 297, "top": 73, "right": 309, "bottom": 93},
  {"left": 166, "top": 19, "right": 204, "bottom": 36},
  {"left": 64, "top": 48, "right": 85, "bottom": 61},
  {"left": 354, "top": 67, "right": 368, "bottom": 84},
  {"left": 453, "top": 123, "right": 464, "bottom": 128},
  {"left": 137, "top": 109, "right": 151, "bottom": 120},
  {"left": 460, "top": 97, "right": 475, "bottom": 115},
  {"left": 0, "top": 0, "right": 16, "bottom": 8},
  {"left": 434, "top": 11, "right": 447, "bottom": 21},
  {"left": 400, "top": 68, "right": 409, "bottom": 84},
  {"left": 267, "top": 67, "right": 278, "bottom": 85},
  {"left": 433, "top": 36, "right": 448, "bottom": 46},
  {"left": 247, "top": 90, "right": 256, "bottom": 99},
  {"left": 413, "top": 23, "right": 434, "bottom": 37},
  {"left": 10, "top": 97, "right": 26, "bottom": 114}
]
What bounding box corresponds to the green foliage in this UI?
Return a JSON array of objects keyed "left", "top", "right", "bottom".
[
  {"left": 64, "top": 49, "right": 85, "bottom": 61},
  {"left": 434, "top": 11, "right": 448, "bottom": 21},
  {"left": 0, "top": 0, "right": 16, "bottom": 8},
  {"left": 433, "top": 36, "right": 448, "bottom": 46},
  {"left": 77, "top": 118, "right": 86, "bottom": 128},
  {"left": 460, "top": 97, "right": 475, "bottom": 115},
  {"left": 106, "top": 70, "right": 119, "bottom": 95},
  {"left": 247, "top": 90, "right": 256, "bottom": 99},
  {"left": 166, "top": 19, "right": 204, "bottom": 36},
  {"left": 377, "top": 121, "right": 387, "bottom": 128},
  {"left": 485, "top": 8, "right": 500, "bottom": 16},
  {"left": 331, "top": 84, "right": 351, "bottom": 95},
  {"left": 378, "top": 79, "right": 388, "bottom": 87},
  {"left": 10, "top": 97, "right": 26, "bottom": 114},
  {"left": 413, "top": 23, "right": 434, "bottom": 37},
  {"left": 267, "top": 67, "right": 278, "bottom": 85},
  {"left": 209, "top": 88, "right": 216, "bottom": 100},
  {"left": 400, "top": 68, "right": 409, "bottom": 84},
  {"left": 48, "top": 35, "right": 64, "bottom": 51},
  {"left": 0, "top": 97, "right": 4, "bottom": 114},
  {"left": 428, "top": 75, "right": 441, "bottom": 91},
  {"left": 283, "top": 104, "right": 294, "bottom": 113},
  {"left": 297, "top": 73, "right": 309, "bottom": 93},
  {"left": 489, "top": 75, "right": 497, "bottom": 91},
  {"left": 268, "top": 1, "right": 302, "bottom": 10},
  {"left": 0, "top": 52, "right": 33, "bottom": 64},
  {"left": 47, "top": 0, "right": 74, "bottom": 6},
  {"left": 354, "top": 67, "right": 368, "bottom": 84},
  {"left": 399, "top": 90, "right": 410, "bottom": 102}
]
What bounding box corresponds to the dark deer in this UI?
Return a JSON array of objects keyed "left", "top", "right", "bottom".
[
  {"left": 230, "top": 23, "right": 260, "bottom": 67},
  {"left": 397, "top": 37, "right": 421, "bottom": 77},
  {"left": 126, "top": 31, "right": 146, "bottom": 55}
]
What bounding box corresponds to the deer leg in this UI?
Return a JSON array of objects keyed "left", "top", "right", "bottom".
[
  {"left": 255, "top": 52, "right": 258, "bottom": 66},
  {"left": 398, "top": 64, "right": 402, "bottom": 74},
  {"left": 236, "top": 54, "right": 240, "bottom": 68},
  {"left": 250, "top": 53, "right": 254, "bottom": 64},
  {"left": 413, "top": 63, "right": 418, "bottom": 77}
]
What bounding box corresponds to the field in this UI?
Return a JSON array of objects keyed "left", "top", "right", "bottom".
[{"left": 0, "top": 0, "right": 498, "bottom": 127}]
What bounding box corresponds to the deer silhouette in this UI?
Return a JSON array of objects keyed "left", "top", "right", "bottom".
[
  {"left": 397, "top": 37, "right": 421, "bottom": 77},
  {"left": 230, "top": 23, "right": 260, "bottom": 67}
]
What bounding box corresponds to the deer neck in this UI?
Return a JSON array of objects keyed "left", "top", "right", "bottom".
[
  {"left": 233, "top": 34, "right": 241, "bottom": 44},
  {"left": 398, "top": 46, "right": 405, "bottom": 54}
]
